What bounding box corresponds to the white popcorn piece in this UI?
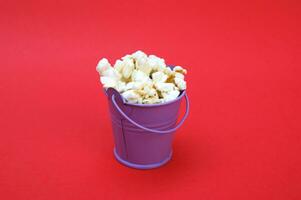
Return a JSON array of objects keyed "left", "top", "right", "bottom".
[
  {"left": 100, "top": 76, "right": 117, "bottom": 88},
  {"left": 147, "top": 58, "right": 158, "bottom": 71},
  {"left": 125, "top": 81, "right": 145, "bottom": 90},
  {"left": 102, "top": 67, "right": 121, "bottom": 80},
  {"left": 137, "top": 57, "right": 152, "bottom": 75},
  {"left": 174, "top": 72, "right": 184, "bottom": 79},
  {"left": 114, "top": 59, "right": 124, "bottom": 73},
  {"left": 143, "top": 83, "right": 157, "bottom": 97},
  {"left": 173, "top": 66, "right": 187, "bottom": 74},
  {"left": 131, "top": 70, "right": 151, "bottom": 83},
  {"left": 149, "top": 55, "right": 165, "bottom": 64},
  {"left": 148, "top": 55, "right": 166, "bottom": 72},
  {"left": 174, "top": 77, "right": 187, "bottom": 90},
  {"left": 154, "top": 82, "right": 175, "bottom": 93},
  {"left": 135, "top": 83, "right": 158, "bottom": 99},
  {"left": 162, "top": 90, "right": 180, "bottom": 102},
  {"left": 96, "top": 58, "right": 111, "bottom": 75},
  {"left": 132, "top": 50, "right": 147, "bottom": 60},
  {"left": 115, "top": 81, "right": 126, "bottom": 92},
  {"left": 132, "top": 50, "right": 153, "bottom": 75},
  {"left": 152, "top": 71, "right": 168, "bottom": 83},
  {"left": 121, "top": 90, "right": 142, "bottom": 103},
  {"left": 122, "top": 58, "right": 135, "bottom": 79},
  {"left": 96, "top": 58, "right": 121, "bottom": 81}
]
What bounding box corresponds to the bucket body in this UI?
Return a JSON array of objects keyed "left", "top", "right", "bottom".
[{"left": 105, "top": 88, "right": 188, "bottom": 169}]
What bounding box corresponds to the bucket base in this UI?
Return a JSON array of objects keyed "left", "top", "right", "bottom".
[{"left": 113, "top": 148, "right": 172, "bottom": 170}]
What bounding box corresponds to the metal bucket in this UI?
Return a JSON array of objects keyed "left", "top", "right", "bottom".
[{"left": 105, "top": 85, "right": 189, "bottom": 169}]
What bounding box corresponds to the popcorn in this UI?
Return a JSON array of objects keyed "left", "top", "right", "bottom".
[
  {"left": 96, "top": 58, "right": 121, "bottom": 90},
  {"left": 132, "top": 50, "right": 147, "bottom": 60},
  {"left": 143, "top": 83, "right": 157, "bottom": 97},
  {"left": 115, "top": 81, "right": 126, "bottom": 92},
  {"left": 121, "top": 54, "right": 132, "bottom": 60},
  {"left": 173, "top": 66, "right": 187, "bottom": 74},
  {"left": 114, "top": 59, "right": 124, "bottom": 73},
  {"left": 164, "top": 67, "right": 173, "bottom": 76},
  {"left": 96, "top": 50, "right": 187, "bottom": 104},
  {"left": 130, "top": 51, "right": 151, "bottom": 75},
  {"left": 131, "top": 70, "right": 150, "bottom": 83},
  {"left": 121, "top": 90, "right": 142, "bottom": 104},
  {"left": 100, "top": 76, "right": 117, "bottom": 88},
  {"left": 154, "top": 82, "right": 175, "bottom": 93},
  {"left": 148, "top": 55, "right": 166, "bottom": 72},
  {"left": 136, "top": 58, "right": 152, "bottom": 75},
  {"left": 102, "top": 67, "right": 121, "bottom": 80},
  {"left": 121, "top": 58, "right": 135, "bottom": 79},
  {"left": 162, "top": 90, "right": 180, "bottom": 102},
  {"left": 174, "top": 77, "right": 187, "bottom": 90},
  {"left": 96, "top": 58, "right": 111, "bottom": 75},
  {"left": 125, "top": 81, "right": 145, "bottom": 90},
  {"left": 152, "top": 71, "right": 168, "bottom": 83},
  {"left": 174, "top": 72, "right": 184, "bottom": 79}
]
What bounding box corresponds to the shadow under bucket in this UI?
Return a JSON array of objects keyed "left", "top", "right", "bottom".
[{"left": 105, "top": 85, "right": 189, "bottom": 169}]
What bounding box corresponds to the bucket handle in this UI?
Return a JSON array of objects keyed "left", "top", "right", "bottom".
[{"left": 111, "top": 93, "right": 190, "bottom": 134}]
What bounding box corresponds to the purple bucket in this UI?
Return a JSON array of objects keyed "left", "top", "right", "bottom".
[{"left": 105, "top": 85, "right": 189, "bottom": 169}]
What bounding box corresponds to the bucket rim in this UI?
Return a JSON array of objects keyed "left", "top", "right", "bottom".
[
  {"left": 123, "top": 90, "right": 186, "bottom": 107},
  {"left": 105, "top": 89, "right": 186, "bottom": 107}
]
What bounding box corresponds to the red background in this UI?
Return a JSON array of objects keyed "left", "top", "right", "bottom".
[{"left": 1, "top": 0, "right": 300, "bottom": 199}]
